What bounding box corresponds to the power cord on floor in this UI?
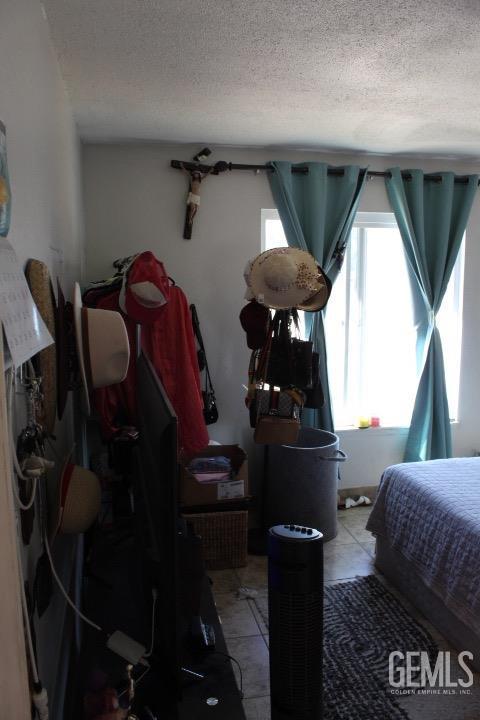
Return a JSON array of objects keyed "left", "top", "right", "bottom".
[{"left": 213, "top": 651, "right": 244, "bottom": 699}]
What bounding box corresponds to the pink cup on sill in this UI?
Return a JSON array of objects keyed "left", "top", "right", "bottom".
[{"left": 370, "top": 416, "right": 380, "bottom": 427}]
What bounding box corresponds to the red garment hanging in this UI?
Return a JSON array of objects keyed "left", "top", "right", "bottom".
[{"left": 90, "top": 285, "right": 209, "bottom": 457}]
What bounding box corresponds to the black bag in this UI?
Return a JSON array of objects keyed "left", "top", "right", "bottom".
[
  {"left": 265, "top": 310, "right": 291, "bottom": 387},
  {"left": 304, "top": 352, "right": 325, "bottom": 408},
  {"left": 266, "top": 310, "right": 313, "bottom": 390},
  {"left": 190, "top": 304, "right": 219, "bottom": 425},
  {"left": 202, "top": 389, "right": 218, "bottom": 425},
  {"left": 292, "top": 338, "right": 313, "bottom": 389}
]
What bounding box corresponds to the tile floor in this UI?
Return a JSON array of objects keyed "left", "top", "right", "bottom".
[
  {"left": 209, "top": 505, "right": 375, "bottom": 719},
  {"left": 209, "top": 505, "right": 480, "bottom": 720}
]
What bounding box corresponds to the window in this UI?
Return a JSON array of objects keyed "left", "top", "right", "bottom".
[{"left": 261, "top": 209, "right": 464, "bottom": 429}]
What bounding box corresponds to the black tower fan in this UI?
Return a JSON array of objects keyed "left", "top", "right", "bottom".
[{"left": 268, "top": 525, "right": 323, "bottom": 720}]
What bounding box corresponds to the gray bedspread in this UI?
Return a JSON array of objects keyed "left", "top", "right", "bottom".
[{"left": 367, "top": 457, "right": 480, "bottom": 633}]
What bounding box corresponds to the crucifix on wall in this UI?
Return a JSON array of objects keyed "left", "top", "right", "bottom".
[
  {"left": 181, "top": 163, "right": 212, "bottom": 240},
  {"left": 183, "top": 170, "right": 205, "bottom": 240}
]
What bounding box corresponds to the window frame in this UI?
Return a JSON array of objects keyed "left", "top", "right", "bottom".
[
  {"left": 261, "top": 208, "right": 282, "bottom": 251},
  {"left": 260, "top": 209, "right": 464, "bottom": 430}
]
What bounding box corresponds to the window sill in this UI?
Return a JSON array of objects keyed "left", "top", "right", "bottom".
[
  {"left": 335, "top": 420, "right": 459, "bottom": 436},
  {"left": 335, "top": 426, "right": 409, "bottom": 436}
]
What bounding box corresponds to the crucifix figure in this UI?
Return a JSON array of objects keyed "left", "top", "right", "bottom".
[{"left": 181, "top": 164, "right": 212, "bottom": 239}]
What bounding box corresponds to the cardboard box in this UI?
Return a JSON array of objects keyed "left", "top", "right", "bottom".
[{"left": 180, "top": 445, "right": 248, "bottom": 507}]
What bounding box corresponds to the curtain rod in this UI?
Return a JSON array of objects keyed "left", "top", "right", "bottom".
[{"left": 170, "top": 159, "right": 477, "bottom": 184}]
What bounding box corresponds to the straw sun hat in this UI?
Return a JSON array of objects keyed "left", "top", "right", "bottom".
[
  {"left": 244, "top": 247, "right": 331, "bottom": 311},
  {"left": 25, "top": 260, "right": 57, "bottom": 435}
]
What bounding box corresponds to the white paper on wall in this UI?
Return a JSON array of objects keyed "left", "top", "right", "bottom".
[{"left": 0, "top": 239, "right": 53, "bottom": 366}]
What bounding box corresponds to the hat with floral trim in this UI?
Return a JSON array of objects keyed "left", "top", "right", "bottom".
[{"left": 245, "top": 247, "right": 331, "bottom": 311}]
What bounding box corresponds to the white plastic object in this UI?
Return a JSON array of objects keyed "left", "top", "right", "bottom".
[
  {"left": 32, "top": 687, "right": 49, "bottom": 719},
  {"left": 107, "top": 630, "right": 146, "bottom": 665},
  {"left": 21, "top": 455, "right": 55, "bottom": 478}
]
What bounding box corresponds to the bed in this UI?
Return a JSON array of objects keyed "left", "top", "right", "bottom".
[{"left": 366, "top": 457, "right": 480, "bottom": 668}]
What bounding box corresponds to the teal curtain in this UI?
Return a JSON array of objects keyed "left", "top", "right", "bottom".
[
  {"left": 386, "top": 168, "right": 478, "bottom": 462},
  {"left": 268, "top": 162, "right": 368, "bottom": 431}
]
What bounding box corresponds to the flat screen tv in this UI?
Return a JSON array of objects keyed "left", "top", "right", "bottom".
[{"left": 132, "top": 350, "right": 181, "bottom": 714}]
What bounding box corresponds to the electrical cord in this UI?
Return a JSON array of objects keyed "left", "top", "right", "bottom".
[
  {"left": 7, "top": 365, "right": 150, "bottom": 709},
  {"left": 14, "top": 498, "right": 49, "bottom": 718},
  {"left": 117, "top": 665, "right": 151, "bottom": 699},
  {"left": 213, "top": 651, "right": 244, "bottom": 698},
  {"left": 8, "top": 366, "right": 51, "bottom": 717},
  {"left": 6, "top": 369, "right": 38, "bottom": 509},
  {"left": 10, "top": 443, "right": 38, "bottom": 508},
  {"left": 16, "top": 538, "right": 39, "bottom": 684},
  {"left": 17, "top": 536, "right": 49, "bottom": 719},
  {"left": 7, "top": 366, "right": 98, "bottom": 717},
  {"left": 143, "top": 708, "right": 156, "bottom": 720},
  {"left": 43, "top": 530, "right": 103, "bottom": 632},
  {"left": 144, "top": 589, "right": 158, "bottom": 658}
]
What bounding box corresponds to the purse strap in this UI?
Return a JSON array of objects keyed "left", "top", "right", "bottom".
[
  {"left": 269, "top": 309, "right": 294, "bottom": 377},
  {"left": 256, "top": 316, "right": 274, "bottom": 382},
  {"left": 190, "top": 304, "right": 214, "bottom": 395}
]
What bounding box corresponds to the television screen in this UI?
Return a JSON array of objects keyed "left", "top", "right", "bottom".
[{"left": 133, "top": 351, "right": 181, "bottom": 707}]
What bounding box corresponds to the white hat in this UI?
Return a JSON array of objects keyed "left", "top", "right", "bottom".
[
  {"left": 73, "top": 282, "right": 130, "bottom": 415},
  {"left": 245, "top": 247, "right": 331, "bottom": 311},
  {"left": 118, "top": 251, "right": 170, "bottom": 324},
  {"left": 53, "top": 460, "right": 101, "bottom": 537}
]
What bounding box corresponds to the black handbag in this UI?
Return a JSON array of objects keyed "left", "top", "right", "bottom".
[
  {"left": 265, "top": 310, "right": 291, "bottom": 387},
  {"left": 202, "top": 386, "right": 219, "bottom": 425},
  {"left": 304, "top": 351, "right": 325, "bottom": 408},
  {"left": 190, "top": 304, "right": 219, "bottom": 425},
  {"left": 292, "top": 338, "right": 313, "bottom": 389},
  {"left": 266, "top": 310, "right": 313, "bottom": 390}
]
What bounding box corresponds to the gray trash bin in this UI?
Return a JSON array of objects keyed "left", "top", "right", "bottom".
[{"left": 265, "top": 427, "right": 347, "bottom": 542}]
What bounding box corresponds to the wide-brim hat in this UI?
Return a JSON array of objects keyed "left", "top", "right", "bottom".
[
  {"left": 25, "top": 260, "right": 57, "bottom": 435},
  {"left": 298, "top": 267, "right": 332, "bottom": 311},
  {"left": 56, "top": 279, "right": 78, "bottom": 421},
  {"left": 118, "top": 251, "right": 170, "bottom": 323},
  {"left": 53, "top": 459, "right": 101, "bottom": 537},
  {"left": 245, "top": 247, "right": 331, "bottom": 311},
  {"left": 73, "top": 282, "right": 130, "bottom": 415}
]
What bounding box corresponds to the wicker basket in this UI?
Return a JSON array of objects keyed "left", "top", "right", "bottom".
[{"left": 182, "top": 510, "right": 248, "bottom": 569}]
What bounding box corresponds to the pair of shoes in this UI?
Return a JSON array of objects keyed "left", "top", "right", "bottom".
[{"left": 344, "top": 495, "right": 372, "bottom": 509}]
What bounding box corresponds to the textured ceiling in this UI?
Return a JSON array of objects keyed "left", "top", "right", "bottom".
[{"left": 43, "top": 0, "right": 480, "bottom": 156}]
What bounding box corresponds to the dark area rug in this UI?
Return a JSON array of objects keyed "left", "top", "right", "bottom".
[{"left": 253, "top": 574, "right": 439, "bottom": 720}]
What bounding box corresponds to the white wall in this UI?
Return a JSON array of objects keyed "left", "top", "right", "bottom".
[
  {"left": 0, "top": 0, "right": 84, "bottom": 711},
  {"left": 82, "top": 143, "right": 480, "bottom": 493}
]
